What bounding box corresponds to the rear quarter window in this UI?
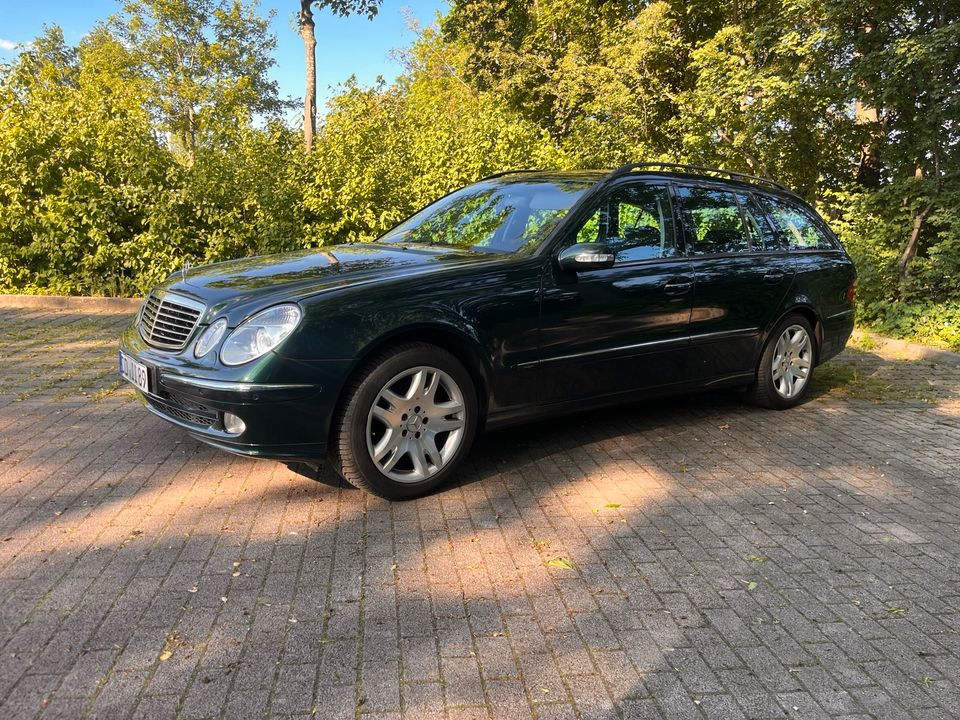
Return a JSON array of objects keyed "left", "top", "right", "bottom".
[{"left": 759, "top": 195, "right": 837, "bottom": 251}]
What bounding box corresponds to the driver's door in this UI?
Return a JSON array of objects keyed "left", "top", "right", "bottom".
[{"left": 537, "top": 181, "right": 695, "bottom": 404}]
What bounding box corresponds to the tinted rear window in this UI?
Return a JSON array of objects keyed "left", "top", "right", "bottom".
[{"left": 676, "top": 187, "right": 751, "bottom": 255}]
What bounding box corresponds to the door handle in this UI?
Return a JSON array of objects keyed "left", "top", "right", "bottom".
[
  {"left": 663, "top": 277, "right": 693, "bottom": 295},
  {"left": 763, "top": 270, "right": 786, "bottom": 284}
]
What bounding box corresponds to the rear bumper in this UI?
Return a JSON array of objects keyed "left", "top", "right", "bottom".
[
  {"left": 119, "top": 325, "right": 349, "bottom": 461},
  {"left": 820, "top": 308, "right": 855, "bottom": 363}
]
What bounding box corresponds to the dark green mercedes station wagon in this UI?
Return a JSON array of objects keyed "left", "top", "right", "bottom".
[{"left": 119, "top": 163, "right": 856, "bottom": 498}]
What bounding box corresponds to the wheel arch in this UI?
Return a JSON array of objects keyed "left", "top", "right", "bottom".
[
  {"left": 761, "top": 304, "right": 823, "bottom": 366},
  {"left": 328, "top": 322, "right": 492, "bottom": 447}
]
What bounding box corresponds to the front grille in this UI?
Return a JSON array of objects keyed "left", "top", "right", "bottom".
[
  {"left": 139, "top": 292, "right": 204, "bottom": 350},
  {"left": 147, "top": 392, "right": 218, "bottom": 427}
]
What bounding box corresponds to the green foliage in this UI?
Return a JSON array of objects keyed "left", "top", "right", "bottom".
[
  {"left": 0, "top": 0, "right": 958, "bottom": 350},
  {"left": 829, "top": 185, "right": 960, "bottom": 349},
  {"left": 110, "top": 0, "right": 285, "bottom": 158},
  {"left": 302, "top": 31, "right": 563, "bottom": 244},
  {"left": 0, "top": 16, "right": 305, "bottom": 296},
  {"left": 0, "top": 27, "right": 176, "bottom": 295},
  {"left": 311, "top": 0, "right": 382, "bottom": 19}
]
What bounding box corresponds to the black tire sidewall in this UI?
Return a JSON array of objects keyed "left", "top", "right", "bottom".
[{"left": 341, "top": 345, "right": 478, "bottom": 499}]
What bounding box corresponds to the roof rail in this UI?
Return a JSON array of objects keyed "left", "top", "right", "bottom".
[
  {"left": 478, "top": 168, "right": 542, "bottom": 181},
  {"left": 608, "top": 162, "right": 792, "bottom": 194}
]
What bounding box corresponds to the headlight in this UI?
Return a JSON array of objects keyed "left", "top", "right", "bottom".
[
  {"left": 194, "top": 318, "right": 228, "bottom": 358},
  {"left": 220, "top": 304, "right": 302, "bottom": 366}
]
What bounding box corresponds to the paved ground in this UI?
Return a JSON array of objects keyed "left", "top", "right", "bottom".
[{"left": 1, "top": 302, "right": 959, "bottom": 720}]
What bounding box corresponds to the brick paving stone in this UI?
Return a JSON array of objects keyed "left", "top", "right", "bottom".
[
  {"left": 400, "top": 681, "right": 444, "bottom": 718},
  {"left": 1, "top": 305, "right": 960, "bottom": 719}
]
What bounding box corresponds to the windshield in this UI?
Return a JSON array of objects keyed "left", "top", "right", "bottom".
[{"left": 379, "top": 179, "right": 594, "bottom": 254}]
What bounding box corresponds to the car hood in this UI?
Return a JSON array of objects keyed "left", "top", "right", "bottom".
[{"left": 158, "top": 243, "right": 499, "bottom": 318}]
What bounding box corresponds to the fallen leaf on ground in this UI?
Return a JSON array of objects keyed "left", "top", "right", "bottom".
[{"left": 546, "top": 558, "right": 574, "bottom": 570}]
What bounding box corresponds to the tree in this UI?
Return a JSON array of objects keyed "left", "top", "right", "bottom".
[
  {"left": 825, "top": 0, "right": 960, "bottom": 282},
  {"left": 441, "top": 0, "right": 633, "bottom": 137},
  {"left": 0, "top": 26, "right": 183, "bottom": 295},
  {"left": 2, "top": 0, "right": 959, "bottom": 349},
  {"left": 111, "top": 0, "right": 283, "bottom": 160},
  {"left": 298, "top": 0, "right": 383, "bottom": 151},
  {"left": 302, "top": 29, "right": 561, "bottom": 241}
]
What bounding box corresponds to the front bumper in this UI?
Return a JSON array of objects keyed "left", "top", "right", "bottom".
[{"left": 119, "top": 324, "right": 350, "bottom": 461}]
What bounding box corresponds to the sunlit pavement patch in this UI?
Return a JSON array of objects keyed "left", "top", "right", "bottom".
[{"left": 1, "top": 303, "right": 959, "bottom": 719}]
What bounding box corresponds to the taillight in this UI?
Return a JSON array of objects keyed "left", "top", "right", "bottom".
[{"left": 846, "top": 279, "right": 856, "bottom": 303}]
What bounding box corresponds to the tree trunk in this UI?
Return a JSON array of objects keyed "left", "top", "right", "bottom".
[
  {"left": 898, "top": 199, "right": 934, "bottom": 279},
  {"left": 852, "top": 23, "right": 883, "bottom": 187},
  {"left": 715, "top": 127, "right": 772, "bottom": 179},
  {"left": 299, "top": 1, "right": 317, "bottom": 152},
  {"left": 854, "top": 99, "right": 881, "bottom": 187},
  {"left": 187, "top": 104, "right": 196, "bottom": 163}
]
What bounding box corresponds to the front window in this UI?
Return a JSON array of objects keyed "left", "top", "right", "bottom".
[
  {"left": 572, "top": 183, "right": 677, "bottom": 262},
  {"left": 379, "top": 179, "right": 593, "bottom": 254}
]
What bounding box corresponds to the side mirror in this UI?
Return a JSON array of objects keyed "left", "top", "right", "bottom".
[{"left": 557, "top": 243, "right": 616, "bottom": 272}]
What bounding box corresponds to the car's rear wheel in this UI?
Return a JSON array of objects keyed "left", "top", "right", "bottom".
[
  {"left": 331, "top": 343, "right": 478, "bottom": 499},
  {"left": 746, "top": 315, "right": 816, "bottom": 409}
]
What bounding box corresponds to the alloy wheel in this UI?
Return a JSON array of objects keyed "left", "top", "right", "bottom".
[
  {"left": 365, "top": 366, "right": 467, "bottom": 483},
  {"left": 771, "top": 324, "right": 813, "bottom": 399}
]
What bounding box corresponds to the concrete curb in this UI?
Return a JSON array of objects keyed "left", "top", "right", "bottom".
[{"left": 0, "top": 294, "right": 140, "bottom": 312}]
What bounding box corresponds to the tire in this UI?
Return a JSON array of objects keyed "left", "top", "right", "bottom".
[
  {"left": 330, "top": 343, "right": 479, "bottom": 500},
  {"left": 746, "top": 315, "right": 817, "bottom": 409}
]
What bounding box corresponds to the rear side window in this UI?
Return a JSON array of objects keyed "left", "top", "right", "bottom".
[
  {"left": 573, "top": 183, "right": 677, "bottom": 262},
  {"left": 676, "top": 186, "right": 750, "bottom": 255},
  {"left": 760, "top": 196, "right": 836, "bottom": 250},
  {"left": 736, "top": 193, "right": 780, "bottom": 252}
]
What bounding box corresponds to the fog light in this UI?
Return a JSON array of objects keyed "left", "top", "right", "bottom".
[{"left": 223, "top": 412, "right": 246, "bottom": 435}]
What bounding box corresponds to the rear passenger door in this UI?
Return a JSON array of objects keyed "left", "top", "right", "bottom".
[{"left": 675, "top": 184, "right": 796, "bottom": 381}]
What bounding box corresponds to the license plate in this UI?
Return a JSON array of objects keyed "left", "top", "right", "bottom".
[{"left": 119, "top": 351, "right": 150, "bottom": 393}]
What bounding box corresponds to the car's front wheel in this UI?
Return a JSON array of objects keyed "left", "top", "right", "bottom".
[
  {"left": 331, "top": 343, "right": 478, "bottom": 499},
  {"left": 746, "top": 315, "right": 817, "bottom": 409}
]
